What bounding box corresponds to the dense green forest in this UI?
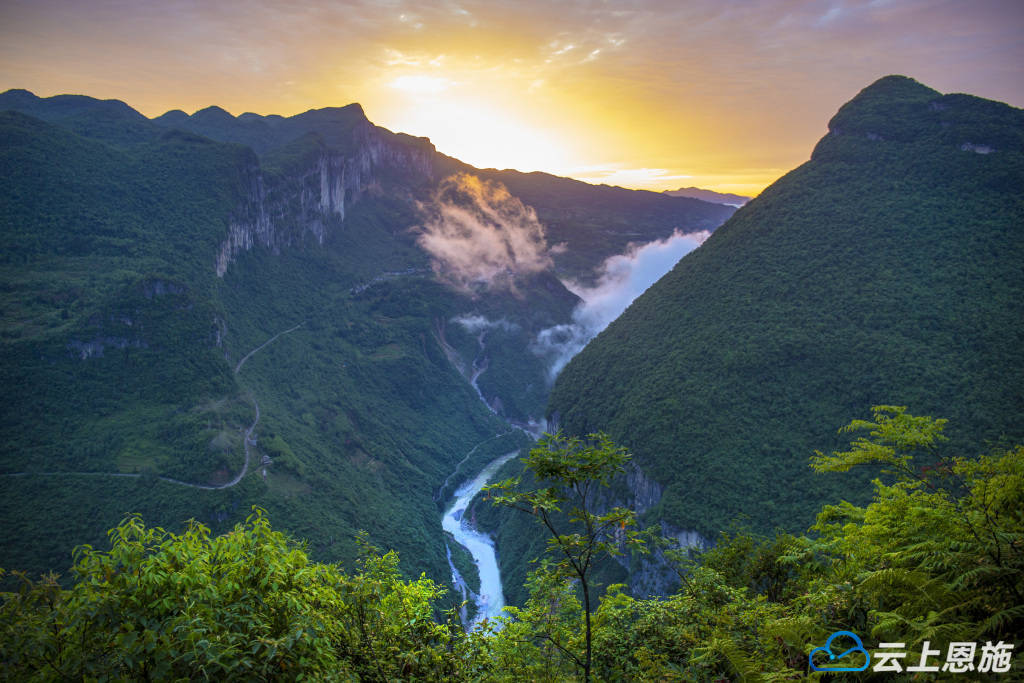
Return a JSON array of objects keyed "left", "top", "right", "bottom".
[
  {"left": 3, "top": 408, "right": 1020, "bottom": 680},
  {"left": 2, "top": 76, "right": 1021, "bottom": 679},
  {"left": 0, "top": 87, "right": 729, "bottom": 594},
  {"left": 547, "top": 75, "right": 1024, "bottom": 544}
]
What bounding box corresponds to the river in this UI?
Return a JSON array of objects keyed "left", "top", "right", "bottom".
[{"left": 441, "top": 451, "right": 518, "bottom": 629}]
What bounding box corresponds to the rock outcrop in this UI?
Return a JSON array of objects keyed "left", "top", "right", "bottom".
[{"left": 216, "top": 123, "right": 435, "bottom": 276}]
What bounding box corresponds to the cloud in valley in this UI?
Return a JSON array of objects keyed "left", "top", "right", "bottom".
[
  {"left": 416, "top": 173, "right": 552, "bottom": 293},
  {"left": 533, "top": 229, "right": 710, "bottom": 379},
  {"left": 452, "top": 314, "right": 520, "bottom": 334}
]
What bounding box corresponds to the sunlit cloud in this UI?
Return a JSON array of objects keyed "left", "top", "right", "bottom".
[
  {"left": 0, "top": 0, "right": 1020, "bottom": 196},
  {"left": 389, "top": 74, "right": 453, "bottom": 95},
  {"left": 397, "top": 13, "right": 424, "bottom": 30},
  {"left": 568, "top": 166, "right": 694, "bottom": 190}
]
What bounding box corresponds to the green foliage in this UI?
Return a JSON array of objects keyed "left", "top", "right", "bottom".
[
  {"left": 2, "top": 408, "right": 1021, "bottom": 680},
  {"left": 0, "top": 510, "right": 462, "bottom": 681},
  {"left": 810, "top": 404, "right": 948, "bottom": 475},
  {"left": 628, "top": 407, "right": 1023, "bottom": 680},
  {"left": 4, "top": 88, "right": 717, "bottom": 591},
  {"left": 486, "top": 432, "right": 646, "bottom": 681},
  {"left": 0, "top": 100, "right": 513, "bottom": 589},
  {"left": 548, "top": 76, "right": 1024, "bottom": 543},
  {"left": 808, "top": 412, "right": 1024, "bottom": 662}
]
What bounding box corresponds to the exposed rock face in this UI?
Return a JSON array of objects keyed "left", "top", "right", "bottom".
[
  {"left": 216, "top": 123, "right": 434, "bottom": 276},
  {"left": 624, "top": 462, "right": 663, "bottom": 514},
  {"left": 599, "top": 462, "right": 710, "bottom": 597}
]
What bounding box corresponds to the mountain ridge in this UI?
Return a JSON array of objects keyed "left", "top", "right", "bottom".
[
  {"left": 0, "top": 87, "right": 733, "bottom": 591},
  {"left": 662, "top": 186, "right": 750, "bottom": 205},
  {"left": 545, "top": 75, "right": 1024, "bottom": 546}
]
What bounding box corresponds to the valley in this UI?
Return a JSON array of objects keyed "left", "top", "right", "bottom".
[
  {"left": 2, "top": 0, "right": 1021, "bottom": 676},
  {"left": 0, "top": 88, "right": 730, "bottom": 603},
  {"left": 1, "top": 74, "right": 1021, "bottom": 680}
]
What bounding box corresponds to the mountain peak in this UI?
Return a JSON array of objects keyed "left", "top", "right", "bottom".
[
  {"left": 826, "top": 75, "right": 940, "bottom": 137},
  {"left": 817, "top": 74, "right": 1024, "bottom": 159},
  {"left": 191, "top": 105, "right": 234, "bottom": 121},
  {"left": 856, "top": 74, "right": 939, "bottom": 100},
  {"left": 1, "top": 88, "right": 38, "bottom": 100}
]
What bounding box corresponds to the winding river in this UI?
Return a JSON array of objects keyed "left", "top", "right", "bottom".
[{"left": 442, "top": 451, "right": 518, "bottom": 629}]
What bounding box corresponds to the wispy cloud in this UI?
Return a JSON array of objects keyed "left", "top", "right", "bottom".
[
  {"left": 568, "top": 165, "right": 693, "bottom": 189},
  {"left": 416, "top": 174, "right": 553, "bottom": 294},
  {"left": 533, "top": 229, "right": 710, "bottom": 379},
  {"left": 2, "top": 0, "right": 1020, "bottom": 195}
]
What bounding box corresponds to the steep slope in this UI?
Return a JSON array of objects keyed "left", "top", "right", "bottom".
[
  {"left": 547, "top": 76, "right": 1024, "bottom": 541},
  {"left": 0, "top": 106, "right": 511, "bottom": 589},
  {"left": 0, "top": 89, "right": 733, "bottom": 589}
]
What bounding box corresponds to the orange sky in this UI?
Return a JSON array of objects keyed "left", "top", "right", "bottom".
[{"left": 2, "top": 1, "right": 1022, "bottom": 196}]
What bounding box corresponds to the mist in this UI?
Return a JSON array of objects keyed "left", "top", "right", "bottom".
[
  {"left": 416, "top": 173, "right": 552, "bottom": 293},
  {"left": 533, "top": 229, "right": 710, "bottom": 379},
  {"left": 452, "top": 314, "right": 520, "bottom": 334}
]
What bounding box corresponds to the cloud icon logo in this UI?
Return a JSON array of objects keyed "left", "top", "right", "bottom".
[{"left": 809, "top": 630, "right": 871, "bottom": 672}]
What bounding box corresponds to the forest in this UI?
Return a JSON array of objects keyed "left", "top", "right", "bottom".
[{"left": 3, "top": 407, "right": 1020, "bottom": 681}]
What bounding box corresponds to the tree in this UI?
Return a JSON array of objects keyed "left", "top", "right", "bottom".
[
  {"left": 485, "top": 431, "right": 646, "bottom": 682},
  {"left": 0, "top": 509, "right": 463, "bottom": 681},
  {"left": 810, "top": 406, "right": 1024, "bottom": 661}
]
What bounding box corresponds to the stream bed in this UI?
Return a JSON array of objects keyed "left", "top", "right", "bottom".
[{"left": 441, "top": 451, "right": 518, "bottom": 629}]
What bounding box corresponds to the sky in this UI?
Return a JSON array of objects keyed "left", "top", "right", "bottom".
[{"left": 2, "top": 0, "right": 1022, "bottom": 195}]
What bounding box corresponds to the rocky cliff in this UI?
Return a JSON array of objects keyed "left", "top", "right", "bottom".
[{"left": 216, "top": 122, "right": 435, "bottom": 276}]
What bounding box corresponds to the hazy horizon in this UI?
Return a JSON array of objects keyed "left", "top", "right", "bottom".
[{"left": 2, "top": 0, "right": 1022, "bottom": 195}]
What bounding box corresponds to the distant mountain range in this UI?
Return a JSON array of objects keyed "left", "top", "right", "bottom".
[
  {"left": 0, "top": 87, "right": 732, "bottom": 590},
  {"left": 662, "top": 186, "right": 751, "bottom": 206}
]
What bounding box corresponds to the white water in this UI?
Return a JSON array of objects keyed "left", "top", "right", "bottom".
[{"left": 442, "top": 451, "right": 518, "bottom": 629}]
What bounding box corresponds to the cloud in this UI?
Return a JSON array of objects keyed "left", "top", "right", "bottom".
[
  {"left": 567, "top": 165, "right": 694, "bottom": 189},
  {"left": 452, "top": 314, "right": 520, "bottom": 334},
  {"left": 416, "top": 173, "right": 553, "bottom": 293},
  {"left": 533, "top": 229, "right": 710, "bottom": 379}
]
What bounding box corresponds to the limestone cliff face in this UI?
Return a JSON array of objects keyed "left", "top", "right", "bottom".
[
  {"left": 216, "top": 123, "right": 434, "bottom": 276},
  {"left": 609, "top": 463, "right": 710, "bottom": 597}
]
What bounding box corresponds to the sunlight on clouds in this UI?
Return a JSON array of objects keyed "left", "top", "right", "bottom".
[
  {"left": 389, "top": 75, "right": 453, "bottom": 95},
  {"left": 569, "top": 166, "right": 693, "bottom": 189},
  {"left": 3, "top": 0, "right": 1020, "bottom": 199},
  {"left": 385, "top": 94, "right": 574, "bottom": 172},
  {"left": 383, "top": 49, "right": 445, "bottom": 68}
]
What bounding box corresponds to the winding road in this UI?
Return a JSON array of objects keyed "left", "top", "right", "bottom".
[{"left": 3, "top": 323, "right": 302, "bottom": 490}]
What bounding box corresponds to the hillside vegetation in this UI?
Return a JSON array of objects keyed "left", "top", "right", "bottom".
[
  {"left": 547, "top": 76, "right": 1024, "bottom": 540},
  {"left": 4, "top": 408, "right": 1021, "bottom": 680},
  {"left": 0, "top": 87, "right": 730, "bottom": 590}
]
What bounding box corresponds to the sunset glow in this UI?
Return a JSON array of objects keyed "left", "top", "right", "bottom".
[
  {"left": 379, "top": 77, "right": 577, "bottom": 173},
  {"left": 2, "top": 1, "right": 1022, "bottom": 195}
]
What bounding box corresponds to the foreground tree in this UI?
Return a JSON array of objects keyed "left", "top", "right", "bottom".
[
  {"left": 808, "top": 406, "right": 1024, "bottom": 669},
  {"left": 485, "top": 432, "right": 646, "bottom": 682},
  {"left": 0, "top": 509, "right": 462, "bottom": 681}
]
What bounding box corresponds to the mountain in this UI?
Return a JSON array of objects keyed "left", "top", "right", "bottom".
[
  {"left": 546, "top": 76, "right": 1024, "bottom": 551},
  {"left": 662, "top": 186, "right": 751, "bottom": 206},
  {"left": 0, "top": 88, "right": 734, "bottom": 589}
]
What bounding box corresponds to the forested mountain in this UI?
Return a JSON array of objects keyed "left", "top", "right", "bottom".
[
  {"left": 2, "top": 77, "right": 1022, "bottom": 681},
  {"left": 547, "top": 75, "right": 1024, "bottom": 543},
  {"left": 0, "top": 88, "right": 731, "bottom": 588}
]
